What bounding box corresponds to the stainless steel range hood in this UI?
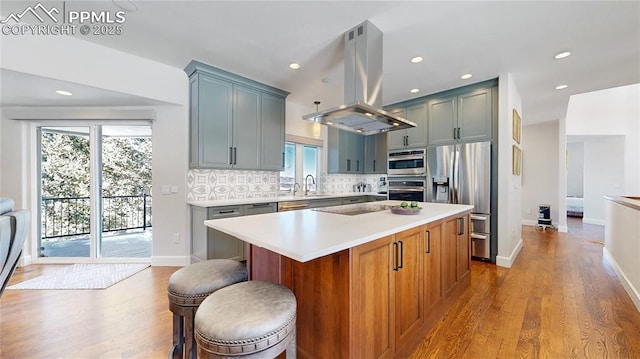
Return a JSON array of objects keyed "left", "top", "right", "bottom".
[{"left": 303, "top": 20, "right": 415, "bottom": 135}]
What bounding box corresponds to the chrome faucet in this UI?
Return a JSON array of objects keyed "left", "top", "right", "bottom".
[
  {"left": 293, "top": 183, "right": 301, "bottom": 196},
  {"left": 304, "top": 174, "right": 316, "bottom": 196}
]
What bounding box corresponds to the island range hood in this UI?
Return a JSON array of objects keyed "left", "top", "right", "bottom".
[{"left": 303, "top": 20, "right": 416, "bottom": 135}]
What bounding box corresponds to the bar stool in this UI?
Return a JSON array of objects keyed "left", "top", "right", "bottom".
[
  {"left": 168, "top": 259, "right": 248, "bottom": 359},
  {"left": 194, "top": 281, "right": 297, "bottom": 358}
]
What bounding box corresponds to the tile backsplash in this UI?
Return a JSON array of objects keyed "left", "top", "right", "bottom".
[
  {"left": 320, "top": 173, "right": 386, "bottom": 194},
  {"left": 187, "top": 169, "right": 387, "bottom": 201},
  {"left": 187, "top": 169, "right": 279, "bottom": 201}
]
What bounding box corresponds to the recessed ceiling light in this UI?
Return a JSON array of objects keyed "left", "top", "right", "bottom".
[
  {"left": 289, "top": 62, "right": 300, "bottom": 70},
  {"left": 410, "top": 56, "right": 423, "bottom": 64},
  {"left": 393, "top": 122, "right": 400, "bottom": 127},
  {"left": 326, "top": 121, "right": 333, "bottom": 125},
  {"left": 460, "top": 74, "right": 473, "bottom": 80},
  {"left": 55, "top": 90, "right": 73, "bottom": 96},
  {"left": 555, "top": 85, "right": 568, "bottom": 90},
  {"left": 410, "top": 88, "right": 420, "bottom": 94},
  {"left": 555, "top": 51, "right": 571, "bottom": 59}
]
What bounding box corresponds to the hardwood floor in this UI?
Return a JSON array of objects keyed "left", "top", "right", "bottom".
[
  {"left": 409, "top": 218, "right": 640, "bottom": 358},
  {"left": 1, "top": 218, "right": 639, "bottom": 358}
]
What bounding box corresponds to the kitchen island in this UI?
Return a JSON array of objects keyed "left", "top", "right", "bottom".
[{"left": 205, "top": 200, "right": 473, "bottom": 358}]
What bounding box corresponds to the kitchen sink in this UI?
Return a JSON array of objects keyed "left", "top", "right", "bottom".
[{"left": 314, "top": 203, "right": 389, "bottom": 216}]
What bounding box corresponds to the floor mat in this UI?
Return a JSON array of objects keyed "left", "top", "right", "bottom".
[{"left": 7, "top": 263, "right": 150, "bottom": 290}]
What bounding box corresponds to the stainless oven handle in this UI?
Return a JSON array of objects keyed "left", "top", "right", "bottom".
[
  {"left": 388, "top": 155, "right": 424, "bottom": 161},
  {"left": 471, "top": 215, "right": 488, "bottom": 221},
  {"left": 388, "top": 188, "right": 425, "bottom": 192}
]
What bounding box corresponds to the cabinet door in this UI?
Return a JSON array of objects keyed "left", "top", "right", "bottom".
[
  {"left": 387, "top": 109, "right": 407, "bottom": 150},
  {"left": 443, "top": 216, "right": 459, "bottom": 298},
  {"left": 328, "top": 129, "right": 365, "bottom": 174},
  {"left": 424, "top": 221, "right": 442, "bottom": 313},
  {"left": 197, "top": 73, "right": 233, "bottom": 168},
  {"left": 394, "top": 227, "right": 424, "bottom": 348},
  {"left": 365, "top": 133, "right": 388, "bottom": 174},
  {"left": 457, "top": 215, "right": 471, "bottom": 281},
  {"left": 350, "top": 131, "right": 365, "bottom": 173},
  {"left": 207, "top": 206, "right": 245, "bottom": 260},
  {"left": 458, "top": 88, "right": 492, "bottom": 143},
  {"left": 428, "top": 95, "right": 457, "bottom": 146},
  {"left": 233, "top": 84, "right": 261, "bottom": 169},
  {"left": 260, "top": 93, "right": 285, "bottom": 171},
  {"left": 351, "top": 235, "right": 395, "bottom": 359},
  {"left": 405, "top": 103, "right": 428, "bottom": 148}
]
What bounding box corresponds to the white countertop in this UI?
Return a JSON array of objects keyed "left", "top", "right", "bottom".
[
  {"left": 204, "top": 200, "right": 473, "bottom": 262},
  {"left": 188, "top": 192, "right": 386, "bottom": 207}
]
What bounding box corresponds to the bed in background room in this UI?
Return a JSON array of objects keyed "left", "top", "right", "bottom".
[{"left": 567, "top": 196, "right": 584, "bottom": 217}]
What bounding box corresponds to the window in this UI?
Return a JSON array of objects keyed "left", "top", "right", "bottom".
[{"left": 280, "top": 142, "right": 320, "bottom": 193}]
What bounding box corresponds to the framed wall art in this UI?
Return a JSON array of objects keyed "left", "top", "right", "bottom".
[
  {"left": 512, "top": 145, "right": 521, "bottom": 176},
  {"left": 512, "top": 108, "right": 521, "bottom": 144}
]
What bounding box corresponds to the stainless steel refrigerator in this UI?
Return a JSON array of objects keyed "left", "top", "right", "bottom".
[{"left": 427, "top": 141, "right": 491, "bottom": 261}]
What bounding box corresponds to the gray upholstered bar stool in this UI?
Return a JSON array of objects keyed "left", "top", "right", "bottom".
[
  {"left": 168, "top": 259, "right": 248, "bottom": 359},
  {"left": 194, "top": 281, "right": 297, "bottom": 358}
]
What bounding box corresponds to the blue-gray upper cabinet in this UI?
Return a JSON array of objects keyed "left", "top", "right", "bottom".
[
  {"left": 260, "top": 93, "right": 286, "bottom": 171},
  {"left": 328, "top": 127, "right": 364, "bottom": 174},
  {"left": 186, "top": 60, "right": 289, "bottom": 170},
  {"left": 428, "top": 87, "right": 492, "bottom": 145},
  {"left": 386, "top": 103, "right": 428, "bottom": 150},
  {"left": 364, "top": 133, "right": 387, "bottom": 174}
]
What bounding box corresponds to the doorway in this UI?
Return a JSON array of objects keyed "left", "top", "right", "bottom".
[{"left": 38, "top": 125, "right": 152, "bottom": 260}]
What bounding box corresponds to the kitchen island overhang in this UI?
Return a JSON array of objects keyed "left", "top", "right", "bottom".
[
  {"left": 203, "top": 200, "right": 473, "bottom": 358},
  {"left": 204, "top": 201, "right": 473, "bottom": 263}
]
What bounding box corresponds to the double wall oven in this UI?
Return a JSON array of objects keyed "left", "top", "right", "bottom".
[{"left": 387, "top": 148, "right": 427, "bottom": 202}]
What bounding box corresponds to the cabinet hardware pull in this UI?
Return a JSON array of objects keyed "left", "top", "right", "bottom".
[
  {"left": 218, "top": 210, "right": 236, "bottom": 214},
  {"left": 393, "top": 242, "right": 399, "bottom": 271},
  {"left": 229, "top": 147, "right": 233, "bottom": 165},
  {"left": 233, "top": 147, "right": 237, "bottom": 165},
  {"left": 347, "top": 159, "right": 351, "bottom": 171},
  {"left": 356, "top": 160, "right": 360, "bottom": 172},
  {"left": 251, "top": 203, "right": 272, "bottom": 207},
  {"left": 398, "top": 240, "right": 404, "bottom": 269},
  {"left": 458, "top": 217, "right": 465, "bottom": 235},
  {"left": 457, "top": 127, "right": 461, "bottom": 139},
  {"left": 425, "top": 230, "right": 431, "bottom": 253},
  {"left": 282, "top": 152, "right": 285, "bottom": 167},
  {"left": 373, "top": 159, "right": 376, "bottom": 172},
  {"left": 453, "top": 128, "right": 457, "bottom": 140}
]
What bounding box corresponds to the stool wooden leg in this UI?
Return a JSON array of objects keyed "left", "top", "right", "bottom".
[
  {"left": 285, "top": 330, "right": 296, "bottom": 358},
  {"left": 185, "top": 307, "right": 197, "bottom": 359},
  {"left": 170, "top": 313, "right": 184, "bottom": 359}
]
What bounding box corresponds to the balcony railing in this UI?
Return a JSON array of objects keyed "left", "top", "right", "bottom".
[{"left": 41, "top": 194, "right": 152, "bottom": 240}]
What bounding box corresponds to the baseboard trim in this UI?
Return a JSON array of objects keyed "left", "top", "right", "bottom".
[
  {"left": 496, "top": 238, "right": 523, "bottom": 268},
  {"left": 151, "top": 256, "right": 190, "bottom": 267},
  {"left": 583, "top": 217, "right": 605, "bottom": 226},
  {"left": 603, "top": 247, "right": 640, "bottom": 312},
  {"left": 18, "top": 254, "right": 32, "bottom": 267},
  {"left": 521, "top": 219, "right": 537, "bottom": 226}
]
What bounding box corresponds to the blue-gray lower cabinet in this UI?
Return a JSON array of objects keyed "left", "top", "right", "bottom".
[
  {"left": 186, "top": 60, "right": 288, "bottom": 170},
  {"left": 191, "top": 202, "right": 278, "bottom": 262}
]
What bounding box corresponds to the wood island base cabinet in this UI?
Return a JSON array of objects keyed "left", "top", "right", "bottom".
[{"left": 247, "top": 212, "right": 471, "bottom": 359}]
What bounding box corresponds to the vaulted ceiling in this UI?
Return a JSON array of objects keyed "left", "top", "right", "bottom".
[{"left": 2, "top": 1, "right": 639, "bottom": 125}]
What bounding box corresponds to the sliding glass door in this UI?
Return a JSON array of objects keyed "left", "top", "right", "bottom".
[{"left": 38, "top": 125, "right": 152, "bottom": 260}]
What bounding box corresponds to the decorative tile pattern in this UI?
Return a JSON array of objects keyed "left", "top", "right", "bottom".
[
  {"left": 319, "top": 173, "right": 386, "bottom": 194},
  {"left": 187, "top": 169, "right": 279, "bottom": 201}
]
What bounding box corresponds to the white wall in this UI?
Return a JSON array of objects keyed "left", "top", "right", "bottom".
[
  {"left": 496, "top": 74, "right": 523, "bottom": 268},
  {"left": 0, "top": 32, "right": 190, "bottom": 266},
  {"left": 567, "top": 142, "right": 584, "bottom": 197},
  {"left": 566, "top": 84, "right": 640, "bottom": 196},
  {"left": 521, "top": 121, "right": 560, "bottom": 227},
  {"left": 583, "top": 136, "right": 625, "bottom": 225}
]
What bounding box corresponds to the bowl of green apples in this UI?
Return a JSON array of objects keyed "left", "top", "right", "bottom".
[{"left": 390, "top": 201, "right": 422, "bottom": 215}]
